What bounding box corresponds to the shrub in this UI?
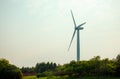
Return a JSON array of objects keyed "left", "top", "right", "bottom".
[{"left": 36, "top": 72, "right": 47, "bottom": 78}]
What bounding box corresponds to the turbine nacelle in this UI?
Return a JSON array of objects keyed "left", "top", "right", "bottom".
[
  {"left": 75, "top": 26, "right": 84, "bottom": 30},
  {"left": 75, "top": 22, "right": 86, "bottom": 30}
]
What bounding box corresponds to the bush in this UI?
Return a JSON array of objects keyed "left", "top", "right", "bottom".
[
  {"left": 36, "top": 71, "right": 54, "bottom": 78},
  {"left": 36, "top": 72, "right": 47, "bottom": 78}
]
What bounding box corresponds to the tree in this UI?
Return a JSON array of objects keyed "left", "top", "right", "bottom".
[
  {"left": 115, "top": 54, "right": 120, "bottom": 76},
  {"left": 21, "top": 66, "right": 35, "bottom": 76},
  {"left": 0, "top": 58, "right": 23, "bottom": 79},
  {"left": 35, "top": 62, "right": 57, "bottom": 73}
]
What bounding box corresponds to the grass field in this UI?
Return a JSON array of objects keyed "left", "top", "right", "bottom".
[
  {"left": 23, "top": 76, "right": 47, "bottom": 79},
  {"left": 23, "top": 76, "right": 120, "bottom": 79}
]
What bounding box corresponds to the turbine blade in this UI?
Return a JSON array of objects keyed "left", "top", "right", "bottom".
[
  {"left": 77, "top": 22, "right": 86, "bottom": 28},
  {"left": 68, "top": 29, "right": 76, "bottom": 51},
  {"left": 71, "top": 10, "right": 76, "bottom": 28}
]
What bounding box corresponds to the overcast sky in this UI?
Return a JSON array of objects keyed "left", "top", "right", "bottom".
[{"left": 0, "top": 0, "right": 120, "bottom": 67}]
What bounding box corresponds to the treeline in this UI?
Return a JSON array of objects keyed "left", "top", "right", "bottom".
[
  {"left": 20, "top": 54, "right": 120, "bottom": 78},
  {"left": 1, "top": 54, "right": 119, "bottom": 79},
  {"left": 21, "top": 66, "right": 35, "bottom": 76},
  {"left": 21, "top": 62, "right": 57, "bottom": 76},
  {"left": 35, "top": 62, "right": 57, "bottom": 73},
  {"left": 55, "top": 54, "right": 120, "bottom": 77}
]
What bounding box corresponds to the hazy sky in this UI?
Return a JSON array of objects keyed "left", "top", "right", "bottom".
[{"left": 0, "top": 0, "right": 120, "bottom": 67}]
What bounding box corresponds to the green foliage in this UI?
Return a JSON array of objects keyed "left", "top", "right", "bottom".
[
  {"left": 0, "top": 58, "right": 23, "bottom": 79},
  {"left": 35, "top": 62, "right": 57, "bottom": 73},
  {"left": 37, "top": 72, "right": 47, "bottom": 77},
  {"left": 20, "top": 54, "right": 120, "bottom": 78},
  {"left": 36, "top": 71, "right": 54, "bottom": 78},
  {"left": 115, "top": 54, "right": 120, "bottom": 76},
  {"left": 21, "top": 66, "right": 35, "bottom": 76},
  {"left": 55, "top": 55, "right": 120, "bottom": 77},
  {"left": 21, "top": 67, "right": 35, "bottom": 73}
]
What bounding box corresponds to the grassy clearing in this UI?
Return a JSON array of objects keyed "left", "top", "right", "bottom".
[
  {"left": 23, "top": 76, "right": 46, "bottom": 79},
  {"left": 23, "top": 76, "right": 120, "bottom": 79},
  {"left": 23, "top": 76, "right": 36, "bottom": 79}
]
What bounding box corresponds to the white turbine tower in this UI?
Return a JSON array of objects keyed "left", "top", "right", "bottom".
[{"left": 68, "top": 10, "right": 86, "bottom": 61}]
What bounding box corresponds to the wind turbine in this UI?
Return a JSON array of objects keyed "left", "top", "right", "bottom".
[{"left": 68, "top": 10, "right": 86, "bottom": 61}]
